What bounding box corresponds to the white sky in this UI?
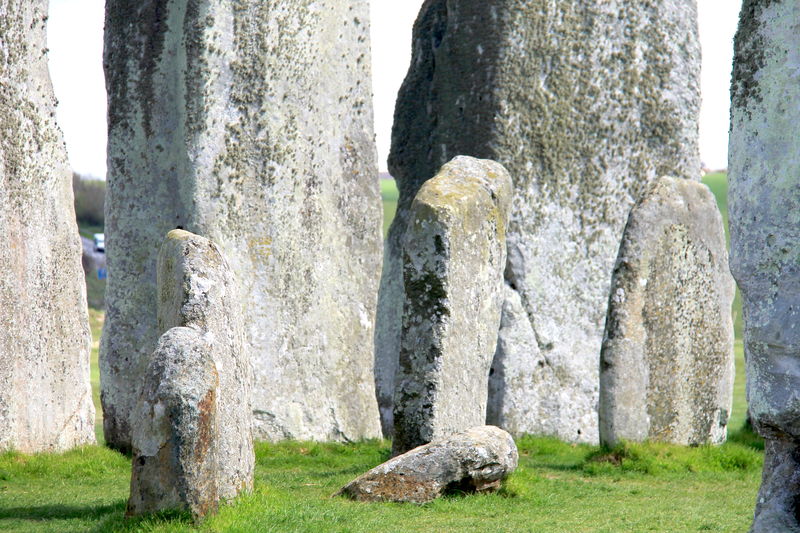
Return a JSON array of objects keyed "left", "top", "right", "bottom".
[{"left": 48, "top": 1, "right": 740, "bottom": 179}]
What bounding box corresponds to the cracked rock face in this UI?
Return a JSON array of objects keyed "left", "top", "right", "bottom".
[
  {"left": 729, "top": 2, "right": 800, "bottom": 531},
  {"left": 0, "top": 0, "right": 95, "bottom": 453},
  {"left": 378, "top": 0, "right": 701, "bottom": 442},
  {"left": 392, "top": 156, "right": 511, "bottom": 456},
  {"left": 102, "top": 0, "right": 382, "bottom": 450},
  {"left": 338, "top": 425, "right": 518, "bottom": 503},
  {"left": 128, "top": 231, "right": 253, "bottom": 519},
  {"left": 598, "top": 177, "right": 734, "bottom": 447}
]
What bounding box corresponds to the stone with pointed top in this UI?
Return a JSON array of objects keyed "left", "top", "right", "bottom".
[{"left": 127, "top": 230, "right": 253, "bottom": 519}]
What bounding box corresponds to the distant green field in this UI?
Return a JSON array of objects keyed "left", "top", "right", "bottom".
[{"left": 380, "top": 178, "right": 398, "bottom": 236}]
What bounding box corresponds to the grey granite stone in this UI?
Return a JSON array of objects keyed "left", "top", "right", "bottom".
[
  {"left": 338, "top": 425, "right": 517, "bottom": 504},
  {"left": 599, "top": 177, "right": 734, "bottom": 446},
  {"left": 128, "top": 230, "right": 254, "bottom": 519},
  {"left": 392, "top": 156, "right": 511, "bottom": 456},
  {"left": 729, "top": 2, "right": 800, "bottom": 530},
  {"left": 102, "top": 0, "right": 382, "bottom": 450},
  {"left": 378, "top": 0, "right": 701, "bottom": 442},
  {"left": 0, "top": 0, "right": 95, "bottom": 453}
]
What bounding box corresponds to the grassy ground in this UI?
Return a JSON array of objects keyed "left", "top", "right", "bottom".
[
  {"left": 381, "top": 178, "right": 398, "bottom": 237},
  {"left": 0, "top": 174, "right": 762, "bottom": 532}
]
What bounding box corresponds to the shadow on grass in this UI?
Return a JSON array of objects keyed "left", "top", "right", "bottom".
[
  {"left": 727, "top": 420, "right": 765, "bottom": 451},
  {"left": 0, "top": 501, "right": 196, "bottom": 533},
  {"left": 0, "top": 502, "right": 123, "bottom": 522}
]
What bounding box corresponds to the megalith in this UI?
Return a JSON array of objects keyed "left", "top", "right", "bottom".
[
  {"left": 338, "top": 425, "right": 518, "bottom": 504},
  {"left": 0, "top": 0, "right": 95, "bottom": 453},
  {"left": 392, "top": 156, "right": 511, "bottom": 456},
  {"left": 128, "top": 230, "right": 253, "bottom": 519},
  {"left": 379, "top": 0, "right": 701, "bottom": 442},
  {"left": 598, "top": 177, "right": 734, "bottom": 447},
  {"left": 729, "top": 2, "right": 800, "bottom": 530},
  {"left": 102, "top": 0, "right": 382, "bottom": 450}
]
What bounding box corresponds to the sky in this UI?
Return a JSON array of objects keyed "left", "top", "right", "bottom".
[{"left": 48, "top": 1, "right": 740, "bottom": 179}]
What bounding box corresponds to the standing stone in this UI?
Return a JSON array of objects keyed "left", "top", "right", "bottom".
[
  {"left": 598, "top": 177, "right": 734, "bottom": 447},
  {"left": 392, "top": 156, "right": 511, "bottom": 456},
  {"left": 379, "top": 0, "right": 701, "bottom": 442},
  {"left": 128, "top": 230, "right": 253, "bottom": 519},
  {"left": 102, "top": 1, "right": 382, "bottom": 451},
  {"left": 0, "top": 1, "right": 95, "bottom": 453},
  {"left": 729, "top": 2, "right": 800, "bottom": 530}
]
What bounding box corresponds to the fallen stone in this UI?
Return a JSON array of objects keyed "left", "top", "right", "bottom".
[
  {"left": 598, "top": 177, "right": 734, "bottom": 446},
  {"left": 379, "top": 0, "right": 701, "bottom": 443},
  {"left": 392, "top": 156, "right": 512, "bottom": 456},
  {"left": 0, "top": 0, "right": 95, "bottom": 453},
  {"left": 729, "top": 2, "right": 800, "bottom": 530},
  {"left": 337, "top": 426, "right": 517, "bottom": 503},
  {"left": 128, "top": 230, "right": 253, "bottom": 519},
  {"left": 102, "top": 0, "right": 382, "bottom": 450}
]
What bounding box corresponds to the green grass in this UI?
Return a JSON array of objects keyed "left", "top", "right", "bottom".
[
  {"left": 701, "top": 173, "right": 742, "bottom": 340},
  {"left": 0, "top": 173, "right": 763, "bottom": 532},
  {"left": 381, "top": 178, "right": 398, "bottom": 237},
  {"left": 0, "top": 437, "right": 762, "bottom": 532}
]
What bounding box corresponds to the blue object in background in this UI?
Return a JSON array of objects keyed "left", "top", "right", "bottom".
[{"left": 98, "top": 268, "right": 107, "bottom": 280}]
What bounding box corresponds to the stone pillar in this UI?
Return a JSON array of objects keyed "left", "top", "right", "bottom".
[
  {"left": 729, "top": 2, "right": 800, "bottom": 530},
  {"left": 102, "top": 1, "right": 382, "bottom": 450},
  {"left": 128, "top": 230, "right": 253, "bottom": 519},
  {"left": 379, "top": 0, "right": 701, "bottom": 442},
  {"left": 392, "top": 156, "right": 511, "bottom": 456},
  {"left": 598, "top": 177, "right": 734, "bottom": 447},
  {"left": 0, "top": 0, "right": 95, "bottom": 453}
]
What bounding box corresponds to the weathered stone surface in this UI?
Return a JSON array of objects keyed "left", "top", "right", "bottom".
[
  {"left": 486, "top": 284, "right": 556, "bottom": 437},
  {"left": 0, "top": 1, "right": 95, "bottom": 453},
  {"left": 750, "top": 439, "right": 800, "bottom": 533},
  {"left": 729, "top": 2, "right": 800, "bottom": 530},
  {"left": 128, "top": 328, "right": 220, "bottom": 519},
  {"left": 102, "top": 1, "right": 382, "bottom": 450},
  {"left": 338, "top": 426, "right": 517, "bottom": 503},
  {"left": 378, "top": 0, "right": 701, "bottom": 442},
  {"left": 598, "top": 177, "right": 734, "bottom": 446},
  {"left": 392, "top": 156, "right": 511, "bottom": 456},
  {"left": 128, "top": 230, "right": 253, "bottom": 519}
]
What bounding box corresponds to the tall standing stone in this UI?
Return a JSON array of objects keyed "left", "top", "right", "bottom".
[
  {"left": 598, "top": 177, "right": 734, "bottom": 447},
  {"left": 128, "top": 230, "right": 253, "bottom": 519},
  {"left": 102, "top": 1, "right": 382, "bottom": 451},
  {"left": 729, "top": 2, "right": 800, "bottom": 530},
  {"left": 0, "top": 0, "right": 95, "bottom": 452},
  {"left": 392, "top": 156, "right": 511, "bottom": 456},
  {"left": 378, "top": 0, "right": 701, "bottom": 442}
]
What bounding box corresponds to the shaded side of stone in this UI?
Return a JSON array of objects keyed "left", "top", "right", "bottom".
[
  {"left": 729, "top": 3, "right": 800, "bottom": 529},
  {"left": 381, "top": 0, "right": 701, "bottom": 443},
  {"left": 337, "top": 426, "right": 518, "bottom": 503},
  {"left": 729, "top": 0, "right": 800, "bottom": 444},
  {"left": 598, "top": 177, "right": 734, "bottom": 447},
  {"left": 128, "top": 327, "right": 219, "bottom": 520},
  {"left": 750, "top": 438, "right": 800, "bottom": 533},
  {"left": 103, "top": 0, "right": 383, "bottom": 447},
  {"left": 101, "top": 0, "right": 198, "bottom": 452},
  {"left": 392, "top": 156, "right": 511, "bottom": 456},
  {"left": 0, "top": 0, "right": 95, "bottom": 453}
]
